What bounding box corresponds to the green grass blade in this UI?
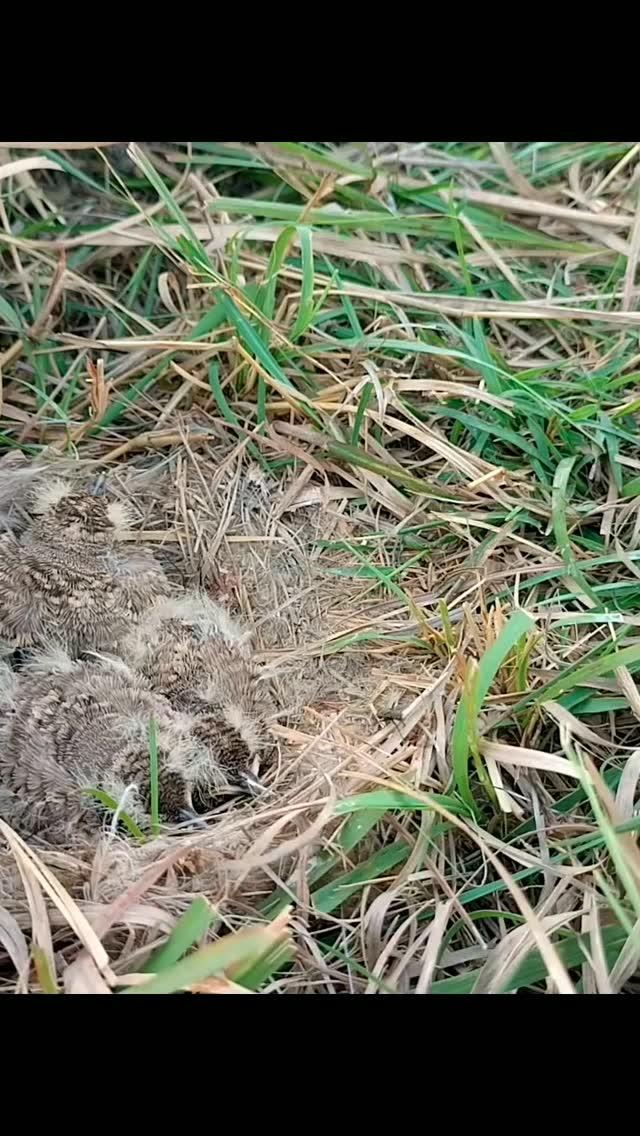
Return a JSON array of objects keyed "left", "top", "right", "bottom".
[
  {"left": 351, "top": 381, "right": 373, "bottom": 444},
  {"left": 0, "top": 294, "right": 24, "bottom": 332},
  {"left": 144, "top": 898, "right": 215, "bottom": 973},
  {"left": 333, "top": 788, "right": 472, "bottom": 818},
  {"left": 231, "top": 941, "right": 294, "bottom": 990},
  {"left": 32, "top": 946, "right": 59, "bottom": 994},
  {"left": 215, "top": 292, "right": 300, "bottom": 395},
  {"left": 337, "top": 807, "right": 385, "bottom": 853},
  {"left": 255, "top": 224, "right": 297, "bottom": 329},
  {"left": 537, "top": 642, "right": 640, "bottom": 704},
  {"left": 429, "top": 923, "right": 628, "bottom": 994},
  {"left": 263, "top": 141, "right": 372, "bottom": 179},
  {"left": 552, "top": 456, "right": 601, "bottom": 606},
  {"left": 122, "top": 923, "right": 288, "bottom": 994},
  {"left": 291, "top": 227, "right": 315, "bottom": 339},
  {"left": 82, "top": 789, "right": 145, "bottom": 841},
  {"left": 127, "top": 144, "right": 197, "bottom": 246},
  {"left": 312, "top": 841, "right": 410, "bottom": 915},
  {"left": 451, "top": 609, "right": 535, "bottom": 812}
]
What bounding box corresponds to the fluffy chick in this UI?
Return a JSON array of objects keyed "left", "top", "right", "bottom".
[
  {"left": 0, "top": 651, "right": 200, "bottom": 844},
  {"left": 0, "top": 477, "right": 171, "bottom": 655},
  {"left": 0, "top": 645, "right": 271, "bottom": 843},
  {"left": 122, "top": 591, "right": 274, "bottom": 796},
  {"left": 0, "top": 450, "right": 41, "bottom": 535}
]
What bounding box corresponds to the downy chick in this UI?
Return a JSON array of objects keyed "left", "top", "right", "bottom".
[
  {"left": 0, "top": 646, "right": 273, "bottom": 843},
  {"left": 0, "top": 477, "right": 171, "bottom": 655},
  {"left": 122, "top": 591, "right": 274, "bottom": 798},
  {"left": 0, "top": 652, "right": 193, "bottom": 841},
  {"left": 0, "top": 450, "right": 44, "bottom": 536},
  {"left": 0, "top": 651, "right": 206, "bottom": 845}
]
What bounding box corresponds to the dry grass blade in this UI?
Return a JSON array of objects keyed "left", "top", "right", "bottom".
[
  {"left": 585, "top": 898, "right": 614, "bottom": 995},
  {"left": 1, "top": 826, "right": 56, "bottom": 990},
  {"left": 543, "top": 701, "right": 613, "bottom": 748},
  {"left": 615, "top": 749, "right": 640, "bottom": 822},
  {"left": 0, "top": 822, "right": 113, "bottom": 981},
  {"left": 33, "top": 222, "right": 433, "bottom": 269},
  {"left": 63, "top": 954, "right": 112, "bottom": 995},
  {"left": 0, "top": 157, "right": 61, "bottom": 181},
  {"left": 327, "top": 280, "right": 640, "bottom": 325},
  {"left": 609, "top": 919, "right": 640, "bottom": 992},
  {"left": 615, "top": 666, "right": 640, "bottom": 723},
  {"left": 394, "top": 378, "right": 514, "bottom": 411},
  {"left": 574, "top": 750, "right": 640, "bottom": 901},
  {"left": 449, "top": 186, "right": 633, "bottom": 229},
  {"left": 29, "top": 250, "right": 66, "bottom": 340},
  {"left": 0, "top": 906, "right": 30, "bottom": 985},
  {"left": 226, "top": 800, "right": 336, "bottom": 877},
  {"left": 483, "top": 749, "right": 523, "bottom": 816},
  {"left": 89, "top": 847, "right": 193, "bottom": 939},
  {"left": 481, "top": 741, "right": 579, "bottom": 779},
  {"left": 472, "top": 912, "right": 579, "bottom": 995},
  {"left": 414, "top": 900, "right": 455, "bottom": 994},
  {"left": 189, "top": 977, "right": 256, "bottom": 994},
  {"left": 376, "top": 780, "right": 577, "bottom": 993},
  {"left": 622, "top": 180, "right": 640, "bottom": 311},
  {"left": 488, "top": 142, "right": 549, "bottom": 200}
]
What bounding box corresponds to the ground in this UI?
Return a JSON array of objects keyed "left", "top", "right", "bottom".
[{"left": 0, "top": 141, "right": 639, "bottom": 994}]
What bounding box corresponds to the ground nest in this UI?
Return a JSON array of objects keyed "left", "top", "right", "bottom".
[{"left": 0, "top": 443, "right": 451, "bottom": 991}]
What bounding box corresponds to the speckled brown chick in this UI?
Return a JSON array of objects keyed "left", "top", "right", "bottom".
[
  {"left": 122, "top": 591, "right": 274, "bottom": 797},
  {"left": 0, "top": 651, "right": 205, "bottom": 845},
  {"left": 0, "top": 477, "right": 172, "bottom": 656}
]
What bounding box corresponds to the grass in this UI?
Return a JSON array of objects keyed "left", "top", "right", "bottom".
[{"left": 1, "top": 141, "right": 640, "bottom": 993}]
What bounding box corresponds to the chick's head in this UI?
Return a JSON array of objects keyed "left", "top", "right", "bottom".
[
  {"left": 30, "top": 478, "right": 134, "bottom": 545},
  {"left": 183, "top": 700, "right": 267, "bottom": 799}
]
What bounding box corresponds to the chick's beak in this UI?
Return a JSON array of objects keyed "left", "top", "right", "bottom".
[
  {"left": 240, "top": 770, "right": 266, "bottom": 797},
  {"left": 177, "top": 807, "right": 208, "bottom": 829},
  {"left": 89, "top": 474, "right": 107, "bottom": 497}
]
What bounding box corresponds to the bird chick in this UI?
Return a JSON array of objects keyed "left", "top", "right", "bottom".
[
  {"left": 0, "top": 477, "right": 171, "bottom": 655},
  {"left": 0, "top": 450, "right": 42, "bottom": 536},
  {"left": 0, "top": 651, "right": 203, "bottom": 845},
  {"left": 122, "top": 591, "right": 274, "bottom": 797}
]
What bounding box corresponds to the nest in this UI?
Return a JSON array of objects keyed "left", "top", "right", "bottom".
[{"left": 0, "top": 442, "right": 444, "bottom": 988}]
